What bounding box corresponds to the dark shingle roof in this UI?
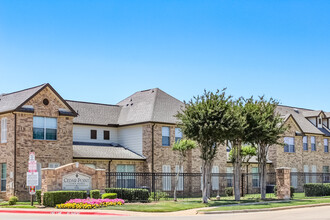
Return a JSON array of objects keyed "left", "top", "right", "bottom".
[
  {"left": 67, "top": 100, "right": 121, "bottom": 126},
  {"left": 117, "top": 88, "right": 183, "bottom": 125},
  {"left": 0, "top": 84, "right": 46, "bottom": 113},
  {"left": 68, "top": 88, "right": 184, "bottom": 126},
  {"left": 73, "top": 142, "right": 145, "bottom": 160},
  {"left": 276, "top": 105, "right": 325, "bottom": 135}
]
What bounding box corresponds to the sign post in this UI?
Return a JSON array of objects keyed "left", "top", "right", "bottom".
[{"left": 27, "top": 152, "right": 38, "bottom": 206}]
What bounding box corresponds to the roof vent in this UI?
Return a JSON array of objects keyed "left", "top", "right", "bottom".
[{"left": 294, "top": 108, "right": 299, "bottom": 113}]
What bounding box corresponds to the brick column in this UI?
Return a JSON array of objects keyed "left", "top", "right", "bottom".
[{"left": 276, "top": 167, "right": 291, "bottom": 200}]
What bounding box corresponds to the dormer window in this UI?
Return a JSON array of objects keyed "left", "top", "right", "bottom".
[{"left": 318, "top": 117, "right": 323, "bottom": 128}]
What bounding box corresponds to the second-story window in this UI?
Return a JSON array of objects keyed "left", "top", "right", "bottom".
[
  {"left": 1, "top": 118, "right": 7, "bottom": 143},
  {"left": 324, "top": 139, "right": 329, "bottom": 153},
  {"left": 104, "top": 130, "right": 110, "bottom": 140},
  {"left": 303, "top": 136, "right": 308, "bottom": 151},
  {"left": 175, "top": 128, "right": 182, "bottom": 143},
  {"left": 162, "top": 126, "right": 170, "bottom": 146},
  {"left": 33, "top": 117, "right": 57, "bottom": 140},
  {"left": 311, "top": 136, "right": 316, "bottom": 151},
  {"left": 284, "top": 137, "right": 295, "bottom": 153},
  {"left": 91, "top": 130, "right": 97, "bottom": 139}
]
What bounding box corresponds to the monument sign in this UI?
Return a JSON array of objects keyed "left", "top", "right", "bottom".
[{"left": 62, "top": 172, "right": 92, "bottom": 190}]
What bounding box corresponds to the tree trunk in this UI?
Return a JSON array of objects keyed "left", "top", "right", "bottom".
[
  {"left": 202, "top": 160, "right": 211, "bottom": 203},
  {"left": 259, "top": 144, "right": 267, "bottom": 200},
  {"left": 233, "top": 142, "right": 242, "bottom": 201},
  {"left": 206, "top": 161, "right": 213, "bottom": 199}
]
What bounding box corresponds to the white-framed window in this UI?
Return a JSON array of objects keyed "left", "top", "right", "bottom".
[
  {"left": 1, "top": 118, "right": 7, "bottom": 143},
  {"left": 304, "top": 165, "right": 309, "bottom": 184},
  {"left": 211, "top": 166, "right": 219, "bottom": 190},
  {"left": 311, "top": 165, "right": 317, "bottom": 183},
  {"left": 311, "top": 136, "right": 316, "bottom": 151},
  {"left": 175, "top": 128, "right": 182, "bottom": 143},
  {"left": 162, "top": 165, "right": 171, "bottom": 191},
  {"left": 291, "top": 168, "right": 298, "bottom": 188},
  {"left": 284, "top": 137, "right": 295, "bottom": 153},
  {"left": 116, "top": 164, "right": 136, "bottom": 188},
  {"left": 226, "top": 167, "right": 233, "bottom": 187},
  {"left": 175, "top": 165, "right": 183, "bottom": 191},
  {"left": 162, "top": 127, "right": 170, "bottom": 146},
  {"left": 252, "top": 167, "right": 259, "bottom": 188},
  {"left": 318, "top": 117, "right": 323, "bottom": 128},
  {"left": 1, "top": 163, "right": 6, "bottom": 192},
  {"left": 33, "top": 117, "right": 57, "bottom": 140},
  {"left": 324, "top": 139, "right": 329, "bottom": 153},
  {"left": 303, "top": 136, "right": 308, "bottom": 151},
  {"left": 48, "top": 163, "right": 60, "bottom": 168}
]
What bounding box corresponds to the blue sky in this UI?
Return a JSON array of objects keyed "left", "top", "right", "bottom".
[{"left": 1, "top": 1, "right": 330, "bottom": 109}]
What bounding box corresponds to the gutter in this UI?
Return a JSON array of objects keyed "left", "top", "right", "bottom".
[{"left": 14, "top": 113, "right": 17, "bottom": 196}]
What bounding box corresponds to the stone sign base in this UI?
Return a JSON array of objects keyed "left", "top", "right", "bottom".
[{"left": 41, "top": 162, "right": 105, "bottom": 193}]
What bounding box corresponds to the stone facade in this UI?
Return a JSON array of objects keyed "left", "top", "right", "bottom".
[
  {"left": 276, "top": 168, "right": 291, "bottom": 200},
  {"left": 0, "top": 86, "right": 74, "bottom": 200},
  {"left": 41, "top": 163, "right": 105, "bottom": 194},
  {"left": 269, "top": 117, "right": 330, "bottom": 173}
]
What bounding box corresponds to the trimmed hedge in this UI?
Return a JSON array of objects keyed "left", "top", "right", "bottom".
[
  {"left": 36, "top": 190, "right": 41, "bottom": 204},
  {"left": 90, "top": 190, "right": 100, "bottom": 199},
  {"left": 8, "top": 196, "right": 18, "bottom": 205},
  {"left": 101, "top": 193, "right": 117, "bottom": 199},
  {"left": 43, "top": 191, "right": 87, "bottom": 207},
  {"left": 273, "top": 185, "right": 295, "bottom": 199},
  {"left": 225, "top": 187, "right": 233, "bottom": 197},
  {"left": 105, "top": 188, "right": 149, "bottom": 202},
  {"left": 304, "top": 183, "right": 330, "bottom": 197}
]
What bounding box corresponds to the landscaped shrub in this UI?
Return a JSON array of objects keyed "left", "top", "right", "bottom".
[
  {"left": 90, "top": 190, "right": 100, "bottom": 199},
  {"left": 8, "top": 196, "right": 18, "bottom": 205},
  {"left": 105, "top": 188, "right": 149, "bottom": 202},
  {"left": 56, "top": 198, "right": 124, "bottom": 209},
  {"left": 225, "top": 187, "right": 233, "bottom": 197},
  {"left": 101, "top": 193, "right": 117, "bottom": 199},
  {"left": 43, "top": 191, "right": 87, "bottom": 207},
  {"left": 149, "top": 191, "right": 169, "bottom": 201},
  {"left": 304, "top": 183, "right": 330, "bottom": 197},
  {"left": 36, "top": 190, "right": 41, "bottom": 204},
  {"left": 273, "top": 185, "right": 295, "bottom": 199}
]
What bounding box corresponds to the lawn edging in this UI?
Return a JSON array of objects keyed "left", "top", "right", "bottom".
[{"left": 198, "top": 202, "right": 330, "bottom": 214}]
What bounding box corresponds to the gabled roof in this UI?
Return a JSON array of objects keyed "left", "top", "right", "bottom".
[
  {"left": 303, "top": 110, "right": 324, "bottom": 118},
  {"left": 276, "top": 105, "right": 325, "bottom": 135},
  {"left": 0, "top": 83, "right": 77, "bottom": 116}
]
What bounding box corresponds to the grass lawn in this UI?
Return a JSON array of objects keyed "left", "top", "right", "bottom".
[
  {"left": 100, "top": 199, "right": 261, "bottom": 212},
  {"left": 0, "top": 201, "right": 36, "bottom": 209},
  {"left": 203, "top": 198, "right": 330, "bottom": 212}
]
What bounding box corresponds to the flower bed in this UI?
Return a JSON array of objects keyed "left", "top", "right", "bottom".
[{"left": 56, "top": 198, "right": 125, "bottom": 209}]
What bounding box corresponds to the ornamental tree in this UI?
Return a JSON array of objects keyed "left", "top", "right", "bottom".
[
  {"left": 176, "top": 89, "right": 232, "bottom": 203},
  {"left": 172, "top": 139, "right": 197, "bottom": 202},
  {"left": 244, "top": 96, "right": 287, "bottom": 200}
]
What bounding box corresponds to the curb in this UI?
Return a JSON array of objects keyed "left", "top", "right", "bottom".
[
  {"left": 0, "top": 209, "right": 129, "bottom": 216},
  {"left": 198, "top": 203, "right": 330, "bottom": 215}
]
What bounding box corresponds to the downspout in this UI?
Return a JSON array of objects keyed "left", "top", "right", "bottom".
[
  {"left": 14, "top": 113, "right": 17, "bottom": 196},
  {"left": 151, "top": 123, "right": 155, "bottom": 199},
  {"left": 108, "top": 160, "right": 112, "bottom": 188}
]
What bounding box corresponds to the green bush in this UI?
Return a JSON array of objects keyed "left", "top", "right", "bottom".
[
  {"left": 149, "top": 191, "right": 169, "bottom": 201},
  {"left": 304, "top": 183, "right": 330, "bottom": 197},
  {"left": 101, "top": 193, "right": 117, "bottom": 199},
  {"left": 36, "top": 190, "right": 41, "bottom": 204},
  {"left": 43, "top": 191, "right": 87, "bottom": 207},
  {"left": 225, "top": 187, "right": 233, "bottom": 197},
  {"left": 273, "top": 185, "right": 295, "bottom": 199},
  {"left": 8, "top": 196, "right": 18, "bottom": 205},
  {"left": 105, "top": 188, "right": 149, "bottom": 202},
  {"left": 90, "top": 190, "right": 100, "bottom": 199}
]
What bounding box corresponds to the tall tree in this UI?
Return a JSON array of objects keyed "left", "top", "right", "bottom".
[
  {"left": 176, "top": 89, "right": 232, "bottom": 203},
  {"left": 245, "top": 97, "right": 287, "bottom": 200},
  {"left": 172, "top": 139, "right": 197, "bottom": 202}
]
